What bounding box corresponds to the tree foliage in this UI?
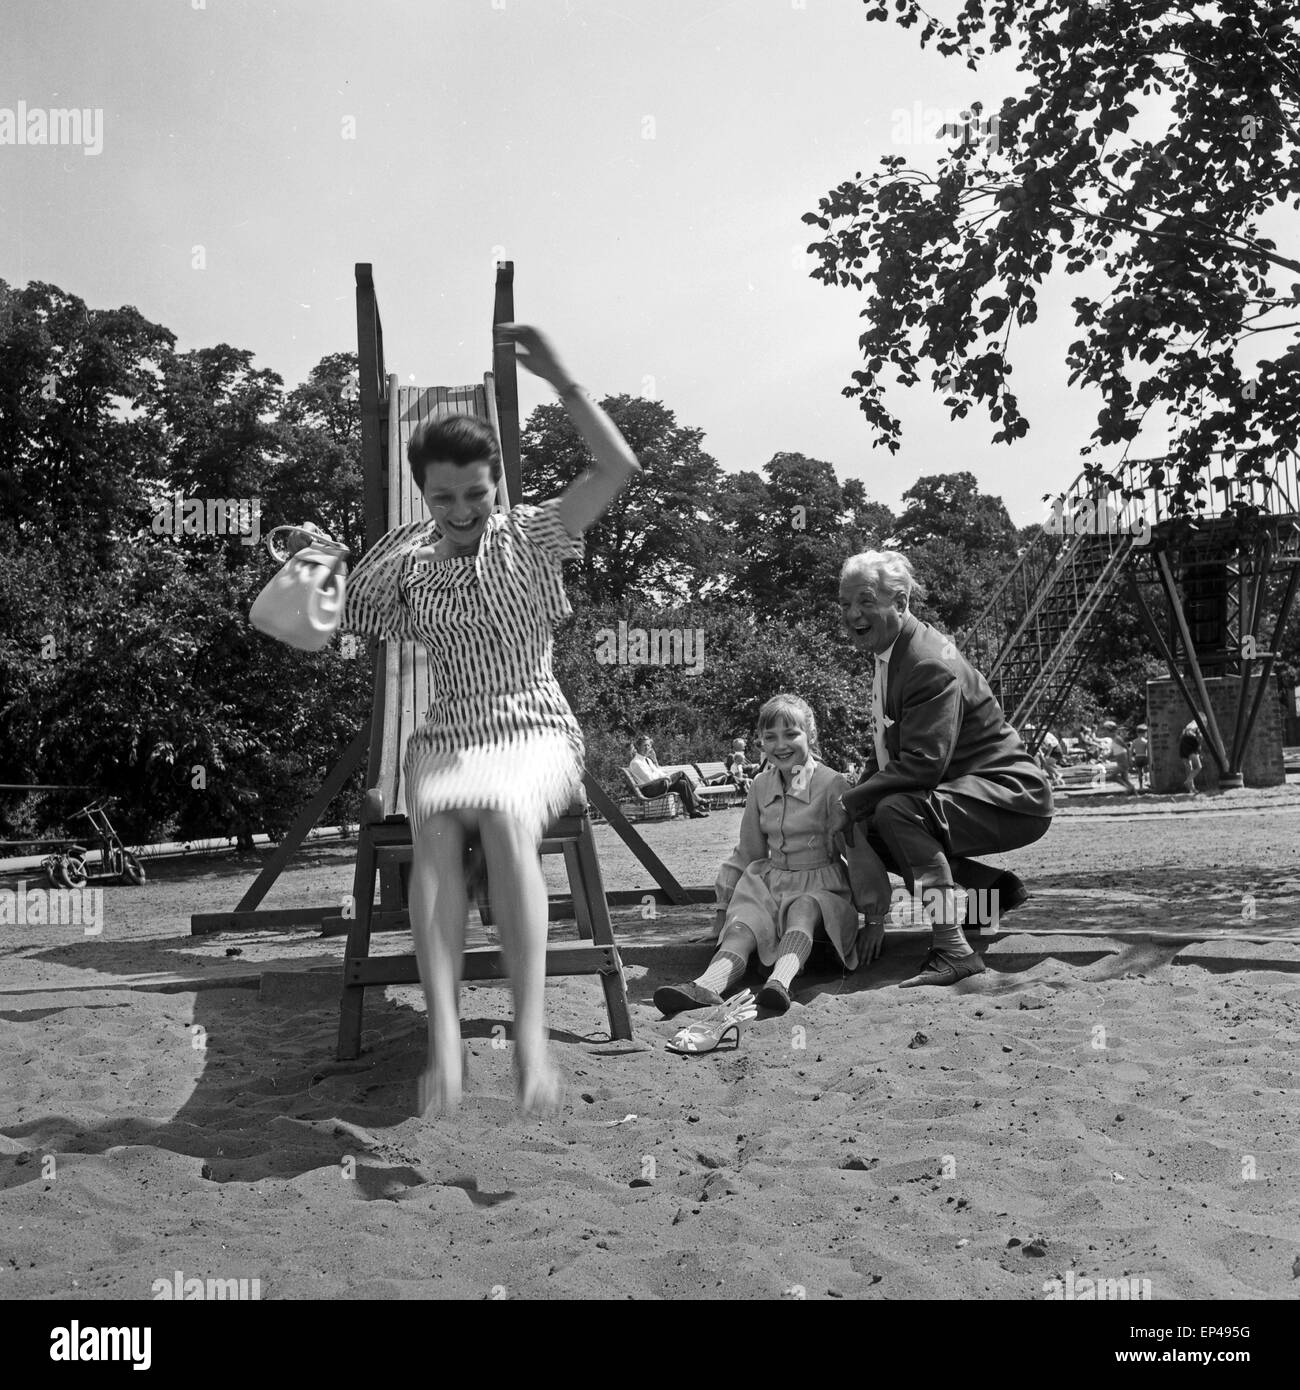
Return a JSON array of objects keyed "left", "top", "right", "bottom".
[
  {"left": 894, "top": 470, "right": 1018, "bottom": 556},
  {"left": 804, "top": 0, "right": 1300, "bottom": 514},
  {"left": 6, "top": 272, "right": 1212, "bottom": 850},
  {"left": 552, "top": 600, "right": 874, "bottom": 785},
  {"left": 718, "top": 452, "right": 895, "bottom": 631},
  {"left": 521, "top": 395, "right": 728, "bottom": 606},
  {"left": 0, "top": 279, "right": 368, "bottom": 847}
]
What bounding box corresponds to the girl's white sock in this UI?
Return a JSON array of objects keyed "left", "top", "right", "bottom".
[
  {"left": 695, "top": 951, "right": 747, "bottom": 995},
  {"left": 768, "top": 930, "right": 813, "bottom": 989}
]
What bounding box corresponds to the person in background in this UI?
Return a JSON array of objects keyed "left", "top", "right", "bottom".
[
  {"left": 1027, "top": 725, "right": 1065, "bottom": 790},
  {"left": 1041, "top": 728, "right": 1067, "bottom": 789},
  {"left": 627, "top": 735, "right": 710, "bottom": 818},
  {"left": 1078, "top": 724, "right": 1107, "bottom": 787},
  {"left": 1101, "top": 720, "right": 1136, "bottom": 794},
  {"left": 1178, "top": 719, "right": 1203, "bottom": 795},
  {"left": 1131, "top": 723, "right": 1150, "bottom": 791},
  {"left": 724, "top": 737, "right": 758, "bottom": 793}
]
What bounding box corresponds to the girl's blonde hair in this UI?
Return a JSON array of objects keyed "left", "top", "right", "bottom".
[{"left": 756, "top": 694, "right": 819, "bottom": 752}]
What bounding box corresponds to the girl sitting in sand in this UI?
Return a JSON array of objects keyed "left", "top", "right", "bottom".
[
  {"left": 653, "top": 694, "right": 873, "bottom": 1017},
  {"left": 334, "top": 325, "right": 639, "bottom": 1118}
]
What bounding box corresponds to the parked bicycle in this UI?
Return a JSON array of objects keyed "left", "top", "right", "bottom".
[{"left": 41, "top": 799, "right": 147, "bottom": 889}]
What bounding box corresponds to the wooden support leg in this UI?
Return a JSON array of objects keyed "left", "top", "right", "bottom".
[
  {"left": 337, "top": 919, "right": 368, "bottom": 1061},
  {"left": 582, "top": 772, "right": 692, "bottom": 905},
  {"left": 571, "top": 815, "right": 633, "bottom": 1042},
  {"left": 598, "top": 962, "right": 634, "bottom": 1043},
  {"left": 337, "top": 803, "right": 380, "bottom": 1061},
  {"left": 230, "top": 727, "right": 369, "bottom": 914},
  {"left": 563, "top": 840, "right": 594, "bottom": 941}
]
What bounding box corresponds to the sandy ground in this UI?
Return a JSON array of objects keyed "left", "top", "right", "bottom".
[{"left": 2, "top": 786, "right": 1299, "bottom": 1300}]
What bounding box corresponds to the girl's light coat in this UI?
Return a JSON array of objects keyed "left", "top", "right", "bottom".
[{"left": 716, "top": 759, "right": 868, "bottom": 969}]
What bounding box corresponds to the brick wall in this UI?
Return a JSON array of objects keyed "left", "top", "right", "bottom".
[{"left": 1146, "top": 675, "right": 1286, "bottom": 792}]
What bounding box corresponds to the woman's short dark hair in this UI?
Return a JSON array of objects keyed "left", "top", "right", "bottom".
[{"left": 407, "top": 412, "right": 502, "bottom": 491}]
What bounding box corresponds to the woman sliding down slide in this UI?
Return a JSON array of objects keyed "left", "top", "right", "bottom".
[{"left": 321, "top": 326, "right": 638, "bottom": 1117}]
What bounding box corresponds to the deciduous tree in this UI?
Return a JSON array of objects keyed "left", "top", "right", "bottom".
[{"left": 804, "top": 0, "right": 1300, "bottom": 514}]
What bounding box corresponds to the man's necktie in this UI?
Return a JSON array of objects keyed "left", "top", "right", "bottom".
[{"left": 872, "top": 656, "right": 890, "bottom": 770}]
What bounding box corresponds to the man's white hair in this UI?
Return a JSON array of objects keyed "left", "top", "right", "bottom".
[{"left": 840, "top": 549, "right": 926, "bottom": 605}]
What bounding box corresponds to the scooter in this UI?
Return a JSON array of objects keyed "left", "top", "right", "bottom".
[{"left": 42, "top": 799, "right": 146, "bottom": 889}]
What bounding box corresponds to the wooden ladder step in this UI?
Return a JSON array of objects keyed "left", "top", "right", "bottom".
[{"left": 346, "top": 942, "right": 621, "bottom": 987}]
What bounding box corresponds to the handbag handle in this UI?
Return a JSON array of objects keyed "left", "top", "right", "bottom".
[{"left": 265, "top": 523, "right": 350, "bottom": 566}]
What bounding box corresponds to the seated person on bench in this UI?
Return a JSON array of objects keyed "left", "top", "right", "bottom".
[{"left": 627, "top": 736, "right": 710, "bottom": 818}]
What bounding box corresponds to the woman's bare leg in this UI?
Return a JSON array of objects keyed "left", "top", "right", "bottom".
[
  {"left": 477, "top": 809, "right": 561, "bottom": 1117},
  {"left": 408, "top": 813, "right": 468, "bottom": 1117}
]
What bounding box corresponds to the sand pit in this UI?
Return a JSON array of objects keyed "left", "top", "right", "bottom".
[{"left": 2, "top": 790, "right": 1299, "bottom": 1300}]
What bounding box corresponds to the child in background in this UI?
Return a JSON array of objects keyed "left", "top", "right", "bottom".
[
  {"left": 1131, "top": 724, "right": 1150, "bottom": 791},
  {"left": 1032, "top": 727, "right": 1066, "bottom": 790},
  {"left": 653, "top": 694, "right": 871, "bottom": 1017},
  {"left": 1101, "top": 720, "right": 1136, "bottom": 794},
  {"left": 1179, "top": 719, "right": 1203, "bottom": 795},
  {"left": 724, "top": 738, "right": 758, "bottom": 794},
  {"left": 1079, "top": 723, "right": 1109, "bottom": 788}
]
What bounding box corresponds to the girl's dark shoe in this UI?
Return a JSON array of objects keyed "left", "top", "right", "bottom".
[
  {"left": 653, "top": 982, "right": 725, "bottom": 1016},
  {"left": 757, "top": 979, "right": 791, "bottom": 1013}
]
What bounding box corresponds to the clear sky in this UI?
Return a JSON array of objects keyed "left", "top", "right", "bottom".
[{"left": 3, "top": 0, "right": 1141, "bottom": 526}]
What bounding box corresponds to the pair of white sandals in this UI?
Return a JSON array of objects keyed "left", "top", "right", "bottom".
[{"left": 665, "top": 989, "right": 759, "bottom": 1054}]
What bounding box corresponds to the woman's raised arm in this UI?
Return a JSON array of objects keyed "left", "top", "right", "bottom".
[{"left": 497, "top": 323, "right": 640, "bottom": 535}]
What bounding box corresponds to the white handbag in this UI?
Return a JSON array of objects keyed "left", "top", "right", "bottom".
[{"left": 250, "top": 526, "right": 350, "bottom": 651}]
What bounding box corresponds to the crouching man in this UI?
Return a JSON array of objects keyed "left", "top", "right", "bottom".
[{"left": 838, "top": 550, "right": 1053, "bottom": 986}]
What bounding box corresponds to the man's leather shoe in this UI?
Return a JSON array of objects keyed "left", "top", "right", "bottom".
[
  {"left": 993, "top": 871, "right": 1028, "bottom": 913},
  {"left": 963, "top": 871, "right": 1029, "bottom": 926},
  {"left": 898, "top": 948, "right": 986, "bottom": 988}
]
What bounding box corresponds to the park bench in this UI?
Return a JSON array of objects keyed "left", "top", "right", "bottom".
[
  {"left": 692, "top": 761, "right": 746, "bottom": 807},
  {"left": 619, "top": 768, "right": 683, "bottom": 821}
]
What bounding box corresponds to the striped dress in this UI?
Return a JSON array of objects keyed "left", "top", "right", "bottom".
[{"left": 341, "top": 499, "right": 585, "bottom": 841}]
